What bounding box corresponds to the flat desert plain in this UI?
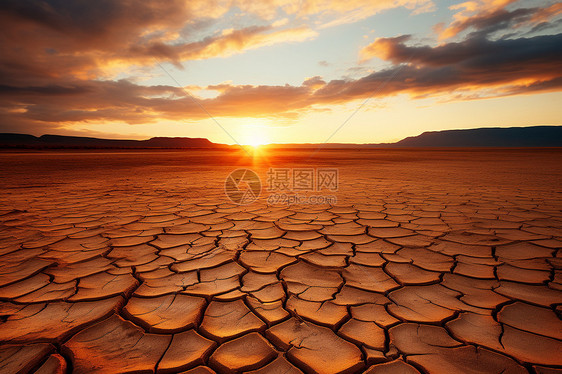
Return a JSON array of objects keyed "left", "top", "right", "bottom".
[{"left": 0, "top": 148, "right": 561, "bottom": 374}]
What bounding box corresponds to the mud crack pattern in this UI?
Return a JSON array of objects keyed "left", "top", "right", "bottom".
[{"left": 0, "top": 152, "right": 561, "bottom": 373}]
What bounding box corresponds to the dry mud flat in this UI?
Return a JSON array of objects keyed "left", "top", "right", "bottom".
[{"left": 0, "top": 149, "right": 561, "bottom": 373}]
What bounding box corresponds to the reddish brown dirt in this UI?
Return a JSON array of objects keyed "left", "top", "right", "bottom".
[{"left": 0, "top": 148, "right": 561, "bottom": 373}]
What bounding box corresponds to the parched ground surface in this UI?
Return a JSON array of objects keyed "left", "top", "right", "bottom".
[{"left": 0, "top": 148, "right": 561, "bottom": 374}]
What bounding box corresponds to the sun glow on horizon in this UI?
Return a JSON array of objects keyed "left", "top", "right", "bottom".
[{"left": 240, "top": 125, "right": 271, "bottom": 147}]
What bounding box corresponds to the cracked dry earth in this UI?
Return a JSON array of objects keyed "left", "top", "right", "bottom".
[{"left": 0, "top": 149, "right": 561, "bottom": 374}]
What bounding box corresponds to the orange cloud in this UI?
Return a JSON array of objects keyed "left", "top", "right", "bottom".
[
  {"left": 126, "top": 25, "right": 318, "bottom": 65},
  {"left": 183, "top": 26, "right": 318, "bottom": 60},
  {"left": 439, "top": 0, "right": 517, "bottom": 39},
  {"left": 531, "top": 2, "right": 562, "bottom": 23},
  {"left": 359, "top": 35, "right": 412, "bottom": 63},
  {"left": 438, "top": 0, "right": 562, "bottom": 40}
]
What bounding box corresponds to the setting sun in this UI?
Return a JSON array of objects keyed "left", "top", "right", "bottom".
[
  {"left": 247, "top": 136, "right": 266, "bottom": 147},
  {"left": 241, "top": 127, "right": 270, "bottom": 147}
]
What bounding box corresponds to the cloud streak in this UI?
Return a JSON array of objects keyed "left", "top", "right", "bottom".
[{"left": 437, "top": 0, "right": 562, "bottom": 39}]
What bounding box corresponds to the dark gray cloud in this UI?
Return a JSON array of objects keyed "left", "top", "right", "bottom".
[
  {"left": 362, "top": 33, "right": 562, "bottom": 70},
  {"left": 438, "top": 1, "right": 562, "bottom": 39}
]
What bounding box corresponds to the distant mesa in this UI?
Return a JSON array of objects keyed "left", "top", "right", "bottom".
[
  {"left": 1, "top": 125, "right": 561, "bottom": 149},
  {"left": 265, "top": 125, "right": 562, "bottom": 148},
  {"left": 0, "top": 134, "right": 219, "bottom": 149},
  {"left": 392, "top": 126, "right": 562, "bottom": 147}
]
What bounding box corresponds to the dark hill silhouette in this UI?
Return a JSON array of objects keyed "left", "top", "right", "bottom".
[
  {"left": 1, "top": 125, "right": 560, "bottom": 149},
  {"left": 393, "top": 126, "right": 562, "bottom": 147},
  {"left": 0, "top": 134, "right": 217, "bottom": 149},
  {"left": 265, "top": 125, "right": 562, "bottom": 148}
]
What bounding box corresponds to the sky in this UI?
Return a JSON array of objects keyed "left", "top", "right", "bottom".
[{"left": 0, "top": 0, "right": 561, "bottom": 145}]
